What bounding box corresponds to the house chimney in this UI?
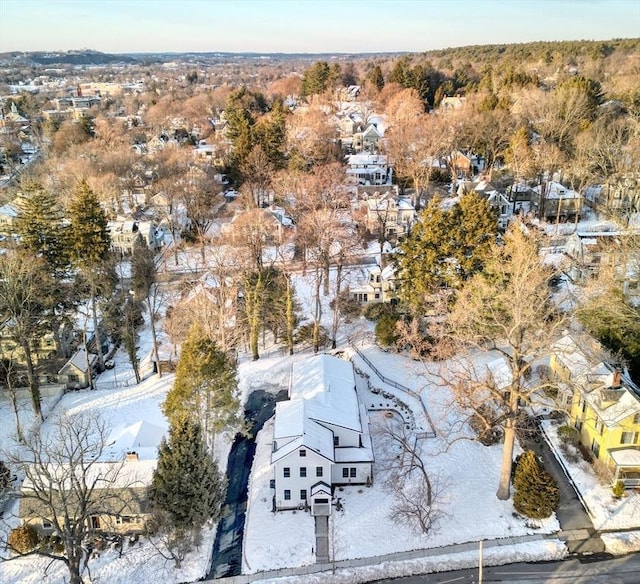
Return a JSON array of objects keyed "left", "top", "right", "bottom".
[
  {"left": 126, "top": 451, "right": 139, "bottom": 462},
  {"left": 612, "top": 369, "right": 621, "bottom": 388}
]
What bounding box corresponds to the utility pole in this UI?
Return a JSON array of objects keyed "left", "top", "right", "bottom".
[{"left": 479, "top": 539, "right": 483, "bottom": 584}]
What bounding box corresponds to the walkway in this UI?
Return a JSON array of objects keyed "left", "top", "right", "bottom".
[{"left": 200, "top": 532, "right": 554, "bottom": 584}]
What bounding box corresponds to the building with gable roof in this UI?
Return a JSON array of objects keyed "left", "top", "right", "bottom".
[
  {"left": 271, "top": 355, "right": 373, "bottom": 515},
  {"left": 550, "top": 333, "right": 640, "bottom": 487}
]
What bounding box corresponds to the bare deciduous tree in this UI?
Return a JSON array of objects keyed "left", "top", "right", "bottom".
[
  {"left": 373, "top": 414, "right": 441, "bottom": 534},
  {"left": 2, "top": 414, "right": 139, "bottom": 584},
  {"left": 443, "top": 220, "right": 566, "bottom": 500}
]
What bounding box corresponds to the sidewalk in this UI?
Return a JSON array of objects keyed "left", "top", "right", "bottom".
[{"left": 201, "top": 532, "right": 558, "bottom": 583}]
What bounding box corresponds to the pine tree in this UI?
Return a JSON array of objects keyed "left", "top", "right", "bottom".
[
  {"left": 398, "top": 193, "right": 498, "bottom": 315},
  {"left": 367, "top": 65, "right": 385, "bottom": 92},
  {"left": 150, "top": 417, "right": 226, "bottom": 531},
  {"left": 162, "top": 326, "right": 241, "bottom": 437},
  {"left": 513, "top": 450, "right": 559, "bottom": 519},
  {"left": 68, "top": 180, "right": 113, "bottom": 372},
  {"left": 14, "top": 181, "right": 69, "bottom": 278},
  {"left": 67, "top": 180, "right": 111, "bottom": 268}
]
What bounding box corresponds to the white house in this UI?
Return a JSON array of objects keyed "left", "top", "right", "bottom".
[
  {"left": 346, "top": 153, "right": 392, "bottom": 186},
  {"left": 271, "top": 355, "right": 373, "bottom": 515}
]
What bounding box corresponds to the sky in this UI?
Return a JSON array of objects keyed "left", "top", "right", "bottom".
[{"left": 0, "top": 0, "right": 639, "bottom": 54}]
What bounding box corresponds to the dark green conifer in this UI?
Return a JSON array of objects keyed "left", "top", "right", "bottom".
[
  {"left": 513, "top": 450, "right": 559, "bottom": 519},
  {"left": 150, "top": 417, "right": 226, "bottom": 531}
]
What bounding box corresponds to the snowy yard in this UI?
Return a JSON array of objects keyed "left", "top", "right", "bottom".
[{"left": 1, "top": 247, "right": 638, "bottom": 584}]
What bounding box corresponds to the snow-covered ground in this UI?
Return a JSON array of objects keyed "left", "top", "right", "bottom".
[{"left": 1, "top": 233, "right": 638, "bottom": 584}]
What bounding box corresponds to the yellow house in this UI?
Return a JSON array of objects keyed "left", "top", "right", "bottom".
[
  {"left": 551, "top": 333, "right": 640, "bottom": 487},
  {"left": 569, "top": 362, "right": 640, "bottom": 487}
]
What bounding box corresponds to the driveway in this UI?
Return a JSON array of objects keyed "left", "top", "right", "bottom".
[
  {"left": 208, "top": 389, "right": 288, "bottom": 579},
  {"left": 519, "top": 416, "right": 604, "bottom": 553}
]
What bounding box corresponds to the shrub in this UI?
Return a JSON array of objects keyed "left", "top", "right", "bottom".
[
  {"left": 364, "top": 302, "right": 393, "bottom": 322},
  {"left": 375, "top": 312, "right": 400, "bottom": 347},
  {"left": 612, "top": 480, "right": 625, "bottom": 498},
  {"left": 513, "top": 450, "right": 559, "bottom": 519},
  {"left": 8, "top": 524, "right": 41, "bottom": 554},
  {"left": 470, "top": 404, "right": 503, "bottom": 446},
  {"left": 557, "top": 425, "right": 581, "bottom": 447},
  {"left": 294, "top": 323, "right": 328, "bottom": 348}
]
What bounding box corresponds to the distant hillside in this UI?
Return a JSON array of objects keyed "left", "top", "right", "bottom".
[{"left": 0, "top": 50, "right": 136, "bottom": 66}]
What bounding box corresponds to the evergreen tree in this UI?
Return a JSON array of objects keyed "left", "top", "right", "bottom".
[
  {"left": 162, "top": 326, "right": 241, "bottom": 437},
  {"left": 150, "top": 418, "right": 225, "bottom": 531},
  {"left": 367, "top": 65, "right": 385, "bottom": 92},
  {"left": 67, "top": 180, "right": 111, "bottom": 268},
  {"left": 68, "top": 180, "right": 113, "bottom": 372},
  {"left": 398, "top": 192, "right": 498, "bottom": 314},
  {"left": 14, "top": 181, "right": 69, "bottom": 278},
  {"left": 513, "top": 450, "right": 559, "bottom": 519},
  {"left": 301, "top": 61, "right": 331, "bottom": 97}
]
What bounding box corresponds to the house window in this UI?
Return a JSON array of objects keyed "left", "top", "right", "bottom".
[
  {"left": 595, "top": 418, "right": 604, "bottom": 435},
  {"left": 299, "top": 449, "right": 306, "bottom": 457},
  {"left": 581, "top": 399, "right": 587, "bottom": 414},
  {"left": 283, "top": 467, "right": 290, "bottom": 478},
  {"left": 350, "top": 468, "right": 357, "bottom": 478},
  {"left": 116, "top": 516, "right": 140, "bottom": 525},
  {"left": 374, "top": 293, "right": 380, "bottom": 299},
  {"left": 342, "top": 468, "right": 349, "bottom": 478},
  {"left": 42, "top": 520, "right": 52, "bottom": 529},
  {"left": 300, "top": 489, "right": 307, "bottom": 500},
  {"left": 68, "top": 374, "right": 80, "bottom": 383},
  {"left": 316, "top": 466, "right": 323, "bottom": 477},
  {"left": 621, "top": 432, "right": 639, "bottom": 445},
  {"left": 591, "top": 439, "right": 600, "bottom": 458},
  {"left": 300, "top": 467, "right": 307, "bottom": 478},
  {"left": 575, "top": 420, "right": 583, "bottom": 432},
  {"left": 634, "top": 413, "right": 640, "bottom": 425},
  {"left": 284, "top": 490, "right": 291, "bottom": 501},
  {"left": 334, "top": 436, "right": 339, "bottom": 446}
]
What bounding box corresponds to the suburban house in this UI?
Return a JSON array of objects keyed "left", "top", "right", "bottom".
[
  {"left": 57, "top": 348, "right": 98, "bottom": 390},
  {"left": 108, "top": 219, "right": 162, "bottom": 255},
  {"left": 346, "top": 153, "right": 392, "bottom": 186},
  {"left": 20, "top": 420, "right": 164, "bottom": 535},
  {"left": 349, "top": 263, "right": 398, "bottom": 305},
  {"left": 364, "top": 191, "right": 416, "bottom": 241},
  {"left": 532, "top": 181, "right": 582, "bottom": 222},
  {"left": 584, "top": 174, "right": 640, "bottom": 220},
  {"left": 0, "top": 202, "right": 18, "bottom": 235},
  {"left": 550, "top": 334, "right": 640, "bottom": 487},
  {"left": 221, "top": 206, "right": 293, "bottom": 247},
  {"left": 457, "top": 180, "right": 512, "bottom": 229},
  {"left": 271, "top": 355, "right": 374, "bottom": 515},
  {"left": 0, "top": 317, "right": 74, "bottom": 367},
  {"left": 352, "top": 123, "right": 382, "bottom": 153}
]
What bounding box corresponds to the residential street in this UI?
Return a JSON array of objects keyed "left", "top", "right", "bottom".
[{"left": 376, "top": 552, "right": 640, "bottom": 583}]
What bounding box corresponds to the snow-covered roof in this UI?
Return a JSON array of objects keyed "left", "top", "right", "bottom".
[
  {"left": 289, "top": 355, "right": 361, "bottom": 432},
  {"left": 105, "top": 420, "right": 166, "bottom": 462},
  {"left": 552, "top": 334, "right": 593, "bottom": 378},
  {"left": 272, "top": 355, "right": 363, "bottom": 464},
  {"left": 58, "top": 348, "right": 97, "bottom": 375},
  {"left": 0, "top": 203, "right": 18, "bottom": 217},
  {"left": 609, "top": 448, "right": 640, "bottom": 467}
]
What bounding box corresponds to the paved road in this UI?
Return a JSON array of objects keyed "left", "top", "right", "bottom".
[
  {"left": 207, "top": 388, "right": 288, "bottom": 579},
  {"left": 375, "top": 552, "right": 640, "bottom": 583}
]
